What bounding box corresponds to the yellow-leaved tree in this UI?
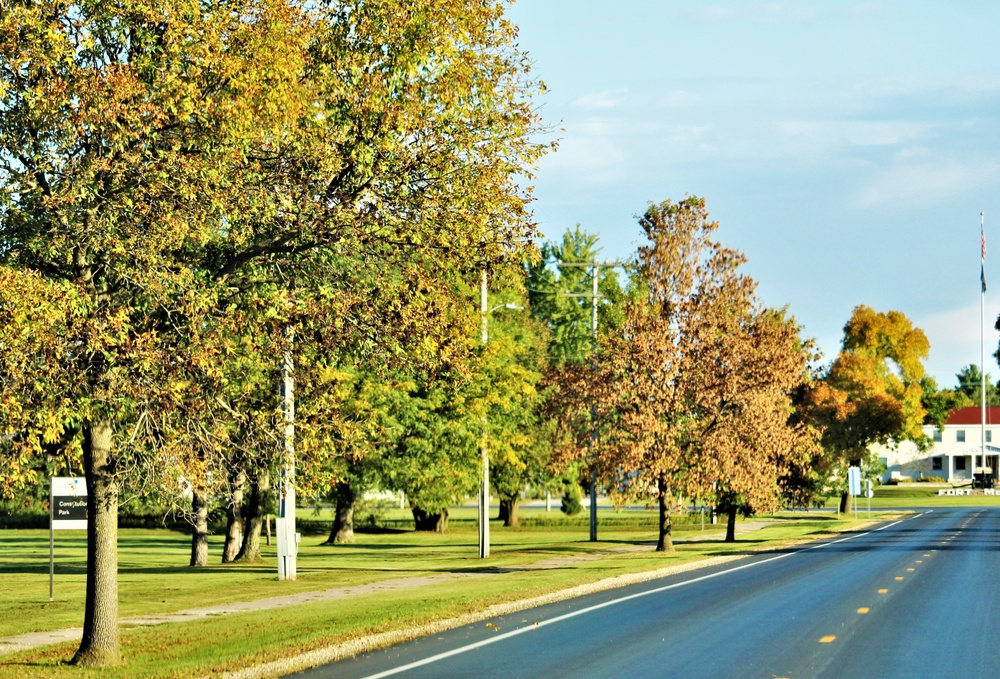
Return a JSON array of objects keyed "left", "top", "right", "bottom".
[
  {"left": 0, "top": 0, "right": 547, "bottom": 666},
  {"left": 805, "top": 306, "right": 930, "bottom": 513}
]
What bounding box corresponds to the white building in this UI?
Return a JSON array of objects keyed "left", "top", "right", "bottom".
[{"left": 875, "top": 406, "right": 1000, "bottom": 485}]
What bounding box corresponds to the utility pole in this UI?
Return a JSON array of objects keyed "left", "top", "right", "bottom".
[
  {"left": 559, "top": 259, "right": 624, "bottom": 542},
  {"left": 478, "top": 269, "right": 522, "bottom": 558}
]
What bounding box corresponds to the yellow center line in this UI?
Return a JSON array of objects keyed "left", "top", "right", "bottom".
[
  {"left": 857, "top": 607, "right": 870, "bottom": 614},
  {"left": 819, "top": 636, "right": 837, "bottom": 643},
  {"left": 895, "top": 576, "right": 904, "bottom": 581},
  {"left": 907, "top": 568, "right": 915, "bottom": 572},
  {"left": 878, "top": 588, "right": 889, "bottom": 594},
  {"left": 916, "top": 560, "right": 923, "bottom": 564}
]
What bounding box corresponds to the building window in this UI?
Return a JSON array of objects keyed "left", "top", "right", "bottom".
[
  {"left": 956, "top": 457, "right": 967, "bottom": 471},
  {"left": 988, "top": 431, "right": 993, "bottom": 443},
  {"left": 957, "top": 430, "right": 966, "bottom": 443},
  {"left": 933, "top": 429, "right": 942, "bottom": 442},
  {"left": 932, "top": 457, "right": 943, "bottom": 471}
]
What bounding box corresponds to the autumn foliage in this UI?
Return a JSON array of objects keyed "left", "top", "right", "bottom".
[
  {"left": 803, "top": 305, "right": 930, "bottom": 512},
  {"left": 550, "top": 198, "right": 817, "bottom": 550}
]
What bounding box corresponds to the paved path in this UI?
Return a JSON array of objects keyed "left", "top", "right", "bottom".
[{"left": 0, "top": 521, "right": 773, "bottom": 657}]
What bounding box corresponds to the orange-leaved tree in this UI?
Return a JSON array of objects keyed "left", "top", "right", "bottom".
[
  {"left": 805, "top": 305, "right": 930, "bottom": 512},
  {"left": 554, "top": 197, "right": 814, "bottom": 551}
]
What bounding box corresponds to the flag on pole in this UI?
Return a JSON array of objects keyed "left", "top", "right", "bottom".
[{"left": 982, "top": 213, "right": 987, "bottom": 293}]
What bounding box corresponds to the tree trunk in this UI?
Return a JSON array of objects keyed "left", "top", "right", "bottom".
[
  {"left": 412, "top": 507, "right": 448, "bottom": 532},
  {"left": 71, "top": 420, "right": 120, "bottom": 667},
  {"left": 499, "top": 496, "right": 520, "bottom": 528},
  {"left": 725, "top": 506, "right": 737, "bottom": 542},
  {"left": 656, "top": 476, "right": 673, "bottom": 552},
  {"left": 236, "top": 468, "right": 269, "bottom": 563},
  {"left": 189, "top": 487, "right": 209, "bottom": 567},
  {"left": 324, "top": 481, "right": 356, "bottom": 545},
  {"left": 839, "top": 491, "right": 851, "bottom": 514},
  {"left": 222, "top": 466, "right": 246, "bottom": 563}
]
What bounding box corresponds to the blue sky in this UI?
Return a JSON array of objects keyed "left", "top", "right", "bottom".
[{"left": 507, "top": 0, "right": 1000, "bottom": 387}]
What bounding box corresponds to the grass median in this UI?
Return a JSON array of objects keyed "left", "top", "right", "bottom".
[{"left": 0, "top": 507, "right": 886, "bottom": 678}]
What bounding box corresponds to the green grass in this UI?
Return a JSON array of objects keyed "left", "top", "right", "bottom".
[
  {"left": 807, "top": 485, "right": 1000, "bottom": 507},
  {"left": 0, "top": 508, "right": 901, "bottom": 677}
]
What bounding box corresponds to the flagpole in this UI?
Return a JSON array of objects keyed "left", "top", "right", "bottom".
[{"left": 981, "top": 211, "right": 986, "bottom": 489}]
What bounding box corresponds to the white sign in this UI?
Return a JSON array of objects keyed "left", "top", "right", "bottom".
[
  {"left": 848, "top": 466, "right": 862, "bottom": 496},
  {"left": 51, "top": 477, "right": 87, "bottom": 530}
]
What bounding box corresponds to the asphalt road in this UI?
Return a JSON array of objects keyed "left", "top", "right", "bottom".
[{"left": 290, "top": 507, "right": 1000, "bottom": 679}]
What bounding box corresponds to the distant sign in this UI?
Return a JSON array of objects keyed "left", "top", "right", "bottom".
[
  {"left": 51, "top": 477, "right": 87, "bottom": 530},
  {"left": 848, "top": 466, "right": 862, "bottom": 496}
]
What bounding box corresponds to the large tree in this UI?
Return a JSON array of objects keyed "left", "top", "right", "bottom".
[
  {"left": 0, "top": 0, "right": 546, "bottom": 666},
  {"left": 553, "top": 198, "right": 814, "bottom": 551},
  {"left": 805, "top": 306, "right": 930, "bottom": 512}
]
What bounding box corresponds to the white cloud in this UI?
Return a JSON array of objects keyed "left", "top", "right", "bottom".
[
  {"left": 854, "top": 156, "right": 1000, "bottom": 209},
  {"left": 541, "top": 133, "right": 628, "bottom": 185},
  {"left": 572, "top": 90, "right": 627, "bottom": 111},
  {"left": 658, "top": 90, "right": 700, "bottom": 108},
  {"left": 916, "top": 303, "right": 999, "bottom": 385},
  {"left": 779, "top": 120, "right": 931, "bottom": 149}
]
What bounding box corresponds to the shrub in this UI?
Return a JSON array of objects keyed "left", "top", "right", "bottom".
[{"left": 560, "top": 482, "right": 583, "bottom": 516}]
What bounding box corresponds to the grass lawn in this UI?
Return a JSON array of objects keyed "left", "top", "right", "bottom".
[
  {"left": 812, "top": 484, "right": 1000, "bottom": 508},
  {"left": 0, "top": 505, "right": 914, "bottom": 678}
]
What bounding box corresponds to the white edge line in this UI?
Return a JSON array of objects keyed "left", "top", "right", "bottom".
[{"left": 359, "top": 518, "right": 917, "bottom": 679}]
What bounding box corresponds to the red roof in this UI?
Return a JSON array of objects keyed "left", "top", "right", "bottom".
[{"left": 946, "top": 406, "right": 1000, "bottom": 425}]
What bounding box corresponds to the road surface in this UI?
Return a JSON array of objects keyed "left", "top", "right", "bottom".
[{"left": 290, "top": 507, "right": 1000, "bottom": 679}]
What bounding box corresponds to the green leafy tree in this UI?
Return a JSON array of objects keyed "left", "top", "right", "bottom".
[
  {"left": 0, "top": 0, "right": 546, "bottom": 666},
  {"left": 921, "top": 375, "right": 973, "bottom": 429},
  {"left": 526, "top": 227, "right": 626, "bottom": 367},
  {"left": 383, "top": 372, "right": 480, "bottom": 532},
  {"left": 477, "top": 281, "right": 551, "bottom": 528},
  {"left": 955, "top": 364, "right": 1000, "bottom": 407},
  {"left": 527, "top": 227, "right": 627, "bottom": 518}
]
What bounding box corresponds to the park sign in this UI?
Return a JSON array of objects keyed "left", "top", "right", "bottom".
[
  {"left": 50, "top": 477, "right": 86, "bottom": 601},
  {"left": 51, "top": 477, "right": 87, "bottom": 530}
]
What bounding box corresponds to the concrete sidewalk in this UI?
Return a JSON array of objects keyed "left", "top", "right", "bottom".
[{"left": 0, "top": 520, "right": 773, "bottom": 657}]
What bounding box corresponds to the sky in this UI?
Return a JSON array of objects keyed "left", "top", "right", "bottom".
[{"left": 505, "top": 0, "right": 1000, "bottom": 387}]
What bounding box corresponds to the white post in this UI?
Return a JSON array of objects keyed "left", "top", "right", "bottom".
[
  {"left": 277, "top": 333, "right": 297, "bottom": 580},
  {"left": 479, "top": 268, "right": 490, "bottom": 559}
]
